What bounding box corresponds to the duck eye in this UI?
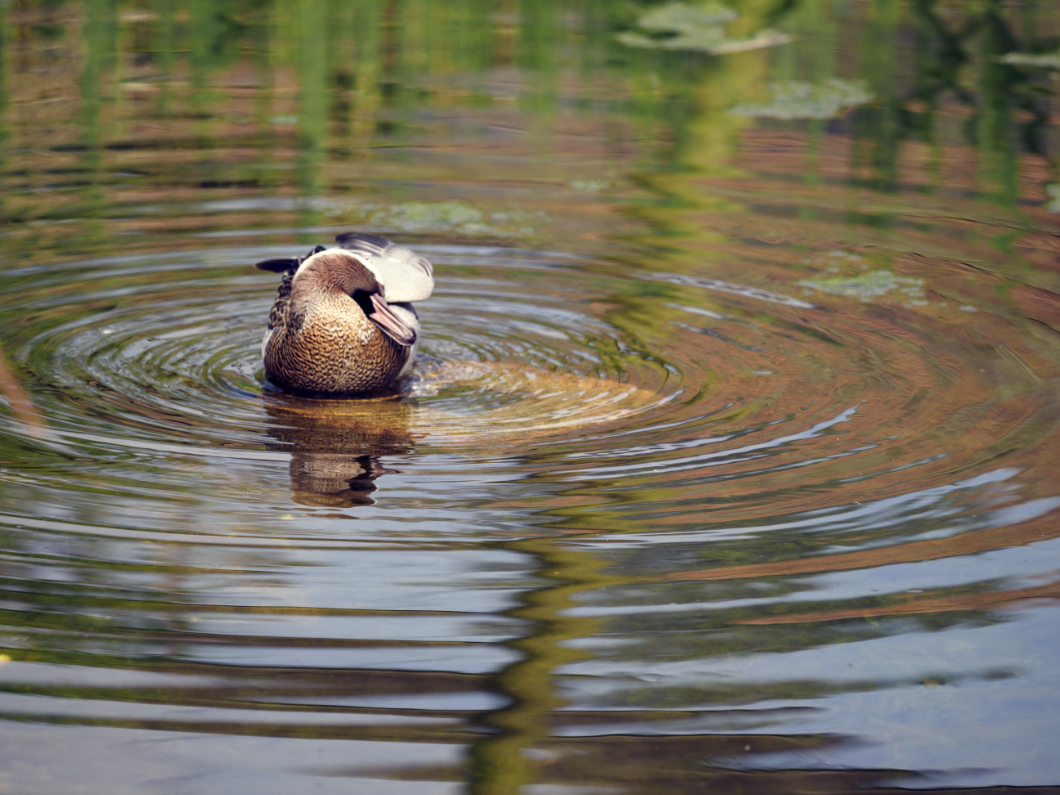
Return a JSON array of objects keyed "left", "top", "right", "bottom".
[{"left": 351, "top": 290, "right": 375, "bottom": 316}]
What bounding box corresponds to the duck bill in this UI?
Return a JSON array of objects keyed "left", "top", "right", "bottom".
[{"left": 368, "top": 293, "right": 417, "bottom": 347}]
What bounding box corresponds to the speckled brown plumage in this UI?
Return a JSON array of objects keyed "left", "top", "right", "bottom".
[
  {"left": 264, "top": 285, "right": 407, "bottom": 394},
  {"left": 256, "top": 235, "right": 433, "bottom": 396}
]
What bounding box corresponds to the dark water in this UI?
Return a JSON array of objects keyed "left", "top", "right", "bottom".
[{"left": 2, "top": 1, "right": 1060, "bottom": 792}]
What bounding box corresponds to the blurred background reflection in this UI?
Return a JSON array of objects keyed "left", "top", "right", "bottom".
[{"left": 1, "top": 0, "right": 1060, "bottom": 792}]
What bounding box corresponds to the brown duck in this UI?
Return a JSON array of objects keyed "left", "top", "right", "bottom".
[{"left": 255, "top": 233, "right": 434, "bottom": 395}]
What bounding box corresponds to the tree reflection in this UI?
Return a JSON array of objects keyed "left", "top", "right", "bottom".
[{"left": 2, "top": 1, "right": 1060, "bottom": 792}]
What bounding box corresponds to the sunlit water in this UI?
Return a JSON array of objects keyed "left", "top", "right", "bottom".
[{"left": 2, "top": 2, "right": 1060, "bottom": 793}]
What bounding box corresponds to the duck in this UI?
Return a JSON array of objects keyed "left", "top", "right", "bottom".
[{"left": 255, "top": 232, "right": 434, "bottom": 396}]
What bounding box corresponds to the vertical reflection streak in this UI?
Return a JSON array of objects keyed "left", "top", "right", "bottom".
[
  {"left": 804, "top": 0, "right": 836, "bottom": 194},
  {"left": 78, "top": 0, "right": 115, "bottom": 242},
  {"left": 152, "top": 0, "right": 176, "bottom": 118},
  {"left": 0, "top": 0, "right": 7, "bottom": 227},
  {"left": 855, "top": 0, "right": 900, "bottom": 192},
  {"left": 296, "top": 0, "right": 327, "bottom": 231},
  {"left": 469, "top": 535, "right": 620, "bottom": 795},
  {"left": 978, "top": 0, "right": 1020, "bottom": 207}
]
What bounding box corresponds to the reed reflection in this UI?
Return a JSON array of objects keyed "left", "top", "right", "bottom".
[
  {"left": 468, "top": 534, "right": 616, "bottom": 795},
  {"left": 262, "top": 393, "right": 414, "bottom": 507},
  {"left": 2, "top": 0, "right": 1060, "bottom": 791},
  {"left": 76, "top": 0, "right": 111, "bottom": 239},
  {"left": 295, "top": 0, "right": 327, "bottom": 227}
]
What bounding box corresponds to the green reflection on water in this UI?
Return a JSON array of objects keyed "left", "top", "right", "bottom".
[
  {"left": 77, "top": 0, "right": 115, "bottom": 237},
  {"left": 470, "top": 535, "right": 618, "bottom": 794},
  {"left": 296, "top": 0, "right": 326, "bottom": 227},
  {"left": 0, "top": 1, "right": 6, "bottom": 236},
  {"left": 3, "top": 0, "right": 1053, "bottom": 252},
  {"left": 978, "top": 0, "right": 1020, "bottom": 206},
  {"left": 2, "top": 1, "right": 1060, "bottom": 791}
]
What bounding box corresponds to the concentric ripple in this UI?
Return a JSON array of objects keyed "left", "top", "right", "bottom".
[
  {"left": 7, "top": 245, "right": 684, "bottom": 453},
  {"left": 3, "top": 240, "right": 1057, "bottom": 513},
  {"left": 3, "top": 235, "right": 1060, "bottom": 790}
]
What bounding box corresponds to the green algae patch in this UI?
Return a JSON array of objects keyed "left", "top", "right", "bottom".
[
  {"left": 998, "top": 51, "right": 1060, "bottom": 69},
  {"left": 730, "top": 79, "right": 873, "bottom": 120},
  {"left": 1046, "top": 184, "right": 1060, "bottom": 213},
  {"left": 797, "top": 269, "right": 925, "bottom": 304},
  {"left": 331, "top": 200, "right": 543, "bottom": 237},
  {"left": 616, "top": 1, "right": 791, "bottom": 54}
]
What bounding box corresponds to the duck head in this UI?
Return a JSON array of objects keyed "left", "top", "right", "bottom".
[{"left": 291, "top": 250, "right": 418, "bottom": 347}]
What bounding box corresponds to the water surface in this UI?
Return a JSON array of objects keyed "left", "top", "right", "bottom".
[{"left": 2, "top": 1, "right": 1060, "bottom": 792}]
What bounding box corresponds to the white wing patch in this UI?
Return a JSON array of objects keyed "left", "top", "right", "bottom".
[{"left": 334, "top": 233, "right": 435, "bottom": 303}]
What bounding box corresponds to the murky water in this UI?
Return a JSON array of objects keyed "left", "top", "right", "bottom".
[{"left": 3, "top": 1, "right": 1060, "bottom": 792}]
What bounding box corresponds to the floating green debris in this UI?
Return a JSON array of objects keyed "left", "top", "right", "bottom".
[
  {"left": 998, "top": 51, "right": 1060, "bottom": 69},
  {"left": 336, "top": 200, "right": 540, "bottom": 237},
  {"left": 730, "top": 79, "right": 873, "bottom": 119},
  {"left": 569, "top": 179, "right": 612, "bottom": 193},
  {"left": 369, "top": 201, "right": 484, "bottom": 231},
  {"left": 798, "top": 269, "right": 925, "bottom": 303},
  {"left": 1046, "top": 184, "right": 1060, "bottom": 213},
  {"left": 616, "top": 1, "right": 791, "bottom": 54},
  {"left": 637, "top": 1, "right": 736, "bottom": 31}
]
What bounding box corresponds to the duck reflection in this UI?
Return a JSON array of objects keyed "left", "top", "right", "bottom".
[{"left": 262, "top": 393, "right": 415, "bottom": 507}]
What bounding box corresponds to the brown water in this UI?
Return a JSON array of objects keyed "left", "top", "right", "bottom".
[{"left": 2, "top": 1, "right": 1060, "bottom": 792}]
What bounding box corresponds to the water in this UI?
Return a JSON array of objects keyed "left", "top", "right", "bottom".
[{"left": 2, "top": 1, "right": 1060, "bottom": 792}]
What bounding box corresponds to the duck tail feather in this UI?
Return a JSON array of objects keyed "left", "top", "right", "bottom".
[{"left": 255, "top": 257, "right": 301, "bottom": 273}]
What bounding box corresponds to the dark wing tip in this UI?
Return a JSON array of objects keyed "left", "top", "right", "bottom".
[
  {"left": 335, "top": 232, "right": 392, "bottom": 252},
  {"left": 255, "top": 258, "right": 301, "bottom": 273}
]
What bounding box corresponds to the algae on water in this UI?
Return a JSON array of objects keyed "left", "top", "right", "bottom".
[
  {"left": 729, "top": 79, "right": 873, "bottom": 120},
  {"left": 326, "top": 200, "right": 541, "bottom": 237},
  {"left": 570, "top": 179, "right": 611, "bottom": 193},
  {"left": 797, "top": 251, "right": 926, "bottom": 305},
  {"left": 637, "top": 1, "right": 736, "bottom": 31},
  {"left": 998, "top": 51, "right": 1060, "bottom": 69},
  {"left": 798, "top": 270, "right": 925, "bottom": 304},
  {"left": 1045, "top": 184, "right": 1060, "bottom": 213},
  {"left": 616, "top": 1, "right": 791, "bottom": 54},
  {"left": 366, "top": 201, "right": 486, "bottom": 232}
]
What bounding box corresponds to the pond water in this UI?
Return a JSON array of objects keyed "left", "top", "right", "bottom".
[{"left": 2, "top": 1, "right": 1060, "bottom": 792}]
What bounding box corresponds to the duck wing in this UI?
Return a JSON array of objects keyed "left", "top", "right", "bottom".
[
  {"left": 334, "top": 232, "right": 434, "bottom": 303},
  {"left": 266, "top": 270, "right": 294, "bottom": 333},
  {"left": 256, "top": 246, "right": 327, "bottom": 339}
]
